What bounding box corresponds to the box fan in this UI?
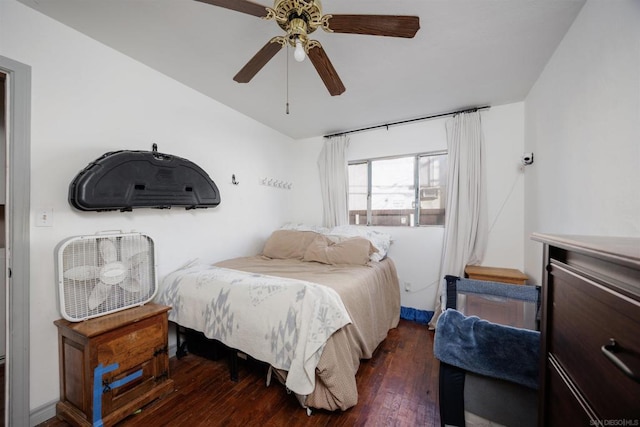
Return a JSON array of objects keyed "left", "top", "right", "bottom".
[{"left": 56, "top": 232, "right": 157, "bottom": 322}]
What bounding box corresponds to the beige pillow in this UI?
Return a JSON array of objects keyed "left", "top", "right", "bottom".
[
  {"left": 262, "top": 230, "right": 319, "bottom": 259},
  {"left": 303, "top": 235, "right": 377, "bottom": 265}
]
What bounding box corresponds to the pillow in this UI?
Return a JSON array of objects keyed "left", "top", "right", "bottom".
[
  {"left": 280, "top": 222, "right": 330, "bottom": 234},
  {"left": 262, "top": 230, "right": 319, "bottom": 260},
  {"left": 328, "top": 225, "right": 392, "bottom": 262},
  {"left": 303, "top": 235, "right": 377, "bottom": 266}
]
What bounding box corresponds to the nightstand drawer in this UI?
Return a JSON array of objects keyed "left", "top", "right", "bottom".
[
  {"left": 549, "top": 263, "right": 640, "bottom": 419},
  {"left": 96, "top": 316, "right": 165, "bottom": 372},
  {"left": 102, "top": 357, "right": 167, "bottom": 416}
]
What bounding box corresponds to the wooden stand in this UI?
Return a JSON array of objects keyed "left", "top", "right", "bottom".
[
  {"left": 464, "top": 265, "right": 528, "bottom": 285},
  {"left": 54, "top": 303, "right": 175, "bottom": 427}
]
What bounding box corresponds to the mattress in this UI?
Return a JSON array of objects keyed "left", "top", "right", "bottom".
[{"left": 158, "top": 255, "right": 400, "bottom": 411}]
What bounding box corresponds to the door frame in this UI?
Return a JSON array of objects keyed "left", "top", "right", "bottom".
[{"left": 0, "top": 55, "right": 31, "bottom": 427}]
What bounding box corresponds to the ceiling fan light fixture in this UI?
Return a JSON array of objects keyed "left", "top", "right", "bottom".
[{"left": 294, "top": 39, "right": 305, "bottom": 62}]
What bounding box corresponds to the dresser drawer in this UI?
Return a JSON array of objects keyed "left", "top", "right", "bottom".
[
  {"left": 546, "top": 355, "right": 595, "bottom": 426},
  {"left": 549, "top": 263, "right": 640, "bottom": 419}
]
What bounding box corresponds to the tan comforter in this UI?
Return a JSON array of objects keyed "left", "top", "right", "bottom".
[{"left": 215, "top": 256, "right": 401, "bottom": 411}]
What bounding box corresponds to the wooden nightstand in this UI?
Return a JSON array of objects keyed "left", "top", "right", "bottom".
[
  {"left": 464, "top": 265, "right": 528, "bottom": 285},
  {"left": 54, "top": 303, "right": 175, "bottom": 427}
]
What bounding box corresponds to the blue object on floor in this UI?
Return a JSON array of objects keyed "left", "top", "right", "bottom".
[{"left": 400, "top": 306, "right": 433, "bottom": 325}]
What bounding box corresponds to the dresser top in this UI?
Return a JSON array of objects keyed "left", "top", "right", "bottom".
[{"left": 531, "top": 233, "right": 640, "bottom": 268}]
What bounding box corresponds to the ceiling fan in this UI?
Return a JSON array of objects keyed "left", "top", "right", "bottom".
[{"left": 196, "top": 0, "right": 420, "bottom": 96}]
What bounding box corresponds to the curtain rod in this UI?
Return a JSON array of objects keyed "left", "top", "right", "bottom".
[{"left": 324, "top": 105, "right": 491, "bottom": 138}]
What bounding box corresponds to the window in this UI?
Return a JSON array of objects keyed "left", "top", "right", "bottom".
[{"left": 348, "top": 152, "right": 447, "bottom": 226}]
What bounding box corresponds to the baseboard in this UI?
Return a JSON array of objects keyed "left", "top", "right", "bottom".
[{"left": 30, "top": 399, "right": 57, "bottom": 427}]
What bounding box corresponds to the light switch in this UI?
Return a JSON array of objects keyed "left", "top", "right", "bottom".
[{"left": 36, "top": 208, "right": 53, "bottom": 227}]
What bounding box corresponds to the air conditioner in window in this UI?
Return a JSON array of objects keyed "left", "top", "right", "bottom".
[{"left": 420, "top": 187, "right": 440, "bottom": 201}]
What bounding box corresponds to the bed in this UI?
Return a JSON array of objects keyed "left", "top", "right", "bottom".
[{"left": 156, "top": 227, "right": 400, "bottom": 411}]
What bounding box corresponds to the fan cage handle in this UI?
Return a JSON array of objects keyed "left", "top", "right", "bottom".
[{"left": 95, "top": 230, "right": 125, "bottom": 236}]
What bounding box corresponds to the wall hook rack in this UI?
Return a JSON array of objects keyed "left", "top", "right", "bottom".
[{"left": 259, "top": 177, "right": 292, "bottom": 190}]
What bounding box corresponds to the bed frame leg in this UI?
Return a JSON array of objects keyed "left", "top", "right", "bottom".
[
  {"left": 174, "top": 323, "right": 188, "bottom": 359},
  {"left": 177, "top": 341, "right": 188, "bottom": 359},
  {"left": 229, "top": 348, "right": 239, "bottom": 382}
]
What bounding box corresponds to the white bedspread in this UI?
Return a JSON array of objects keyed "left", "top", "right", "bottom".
[{"left": 157, "top": 263, "right": 352, "bottom": 395}]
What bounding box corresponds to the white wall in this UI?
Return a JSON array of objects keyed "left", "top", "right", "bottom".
[
  {"left": 1, "top": 0, "right": 298, "bottom": 416},
  {"left": 291, "top": 102, "right": 526, "bottom": 311},
  {"left": 524, "top": 0, "right": 640, "bottom": 283}
]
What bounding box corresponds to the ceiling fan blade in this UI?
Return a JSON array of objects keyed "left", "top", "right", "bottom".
[
  {"left": 307, "top": 44, "right": 345, "bottom": 96},
  {"left": 325, "top": 15, "right": 420, "bottom": 38},
  {"left": 194, "top": 0, "right": 269, "bottom": 18},
  {"left": 234, "top": 39, "right": 284, "bottom": 83}
]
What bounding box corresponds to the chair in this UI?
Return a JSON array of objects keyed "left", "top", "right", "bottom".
[{"left": 434, "top": 275, "right": 541, "bottom": 427}]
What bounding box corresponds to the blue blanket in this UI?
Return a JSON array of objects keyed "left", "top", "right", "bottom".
[{"left": 434, "top": 309, "right": 540, "bottom": 389}]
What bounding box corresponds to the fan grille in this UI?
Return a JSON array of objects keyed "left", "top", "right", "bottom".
[{"left": 56, "top": 233, "right": 157, "bottom": 321}]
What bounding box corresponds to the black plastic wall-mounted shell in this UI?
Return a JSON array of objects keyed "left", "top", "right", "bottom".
[{"left": 69, "top": 149, "right": 221, "bottom": 212}]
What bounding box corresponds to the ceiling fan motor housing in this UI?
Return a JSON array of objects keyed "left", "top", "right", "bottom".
[
  {"left": 273, "top": 0, "right": 324, "bottom": 46},
  {"left": 273, "top": 0, "right": 322, "bottom": 28}
]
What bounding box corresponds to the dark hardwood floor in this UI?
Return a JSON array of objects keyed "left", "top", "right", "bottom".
[{"left": 39, "top": 320, "right": 440, "bottom": 427}]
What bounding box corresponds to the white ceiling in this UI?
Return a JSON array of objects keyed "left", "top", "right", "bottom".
[{"left": 18, "top": 0, "right": 585, "bottom": 139}]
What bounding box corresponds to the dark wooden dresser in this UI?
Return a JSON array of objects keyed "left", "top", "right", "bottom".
[
  {"left": 54, "top": 303, "right": 174, "bottom": 427},
  {"left": 532, "top": 234, "right": 640, "bottom": 426}
]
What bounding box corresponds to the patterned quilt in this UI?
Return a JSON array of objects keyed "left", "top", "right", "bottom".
[{"left": 157, "top": 263, "right": 352, "bottom": 395}]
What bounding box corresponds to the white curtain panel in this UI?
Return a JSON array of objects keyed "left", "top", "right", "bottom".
[
  {"left": 317, "top": 135, "right": 350, "bottom": 228},
  {"left": 429, "top": 111, "right": 488, "bottom": 329}
]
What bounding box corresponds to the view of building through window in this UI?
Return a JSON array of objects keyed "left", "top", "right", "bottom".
[{"left": 348, "top": 153, "right": 447, "bottom": 226}]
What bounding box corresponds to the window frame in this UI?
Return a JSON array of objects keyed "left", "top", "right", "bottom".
[{"left": 348, "top": 150, "right": 447, "bottom": 227}]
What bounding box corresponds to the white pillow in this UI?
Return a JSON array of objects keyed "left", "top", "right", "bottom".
[{"left": 328, "top": 225, "right": 392, "bottom": 262}]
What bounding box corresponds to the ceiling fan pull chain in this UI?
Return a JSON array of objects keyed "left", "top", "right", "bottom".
[{"left": 286, "top": 43, "right": 290, "bottom": 115}]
